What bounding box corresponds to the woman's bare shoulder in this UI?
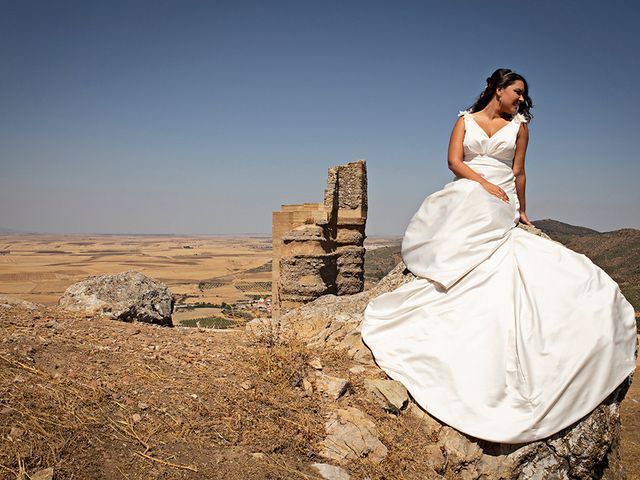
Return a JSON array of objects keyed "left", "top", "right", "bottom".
[{"left": 518, "top": 122, "right": 529, "bottom": 135}]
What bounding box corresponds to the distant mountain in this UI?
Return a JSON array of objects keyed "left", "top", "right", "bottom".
[
  {"left": 531, "top": 219, "right": 600, "bottom": 236},
  {"left": 0, "top": 226, "right": 27, "bottom": 235},
  {"left": 364, "top": 220, "right": 640, "bottom": 316},
  {"left": 364, "top": 244, "right": 402, "bottom": 284}
]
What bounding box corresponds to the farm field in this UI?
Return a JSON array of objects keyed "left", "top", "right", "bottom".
[{"left": 0, "top": 235, "right": 273, "bottom": 323}]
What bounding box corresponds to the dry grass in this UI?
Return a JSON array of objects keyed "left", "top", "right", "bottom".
[
  {"left": 1, "top": 301, "right": 639, "bottom": 479},
  {"left": 0, "top": 353, "right": 112, "bottom": 478},
  {"left": 620, "top": 358, "right": 640, "bottom": 480},
  {"left": 0, "top": 305, "right": 328, "bottom": 479}
]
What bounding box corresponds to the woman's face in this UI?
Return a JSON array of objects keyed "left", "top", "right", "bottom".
[{"left": 498, "top": 80, "right": 525, "bottom": 113}]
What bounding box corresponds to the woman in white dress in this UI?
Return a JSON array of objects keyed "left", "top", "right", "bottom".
[{"left": 361, "top": 68, "right": 638, "bottom": 444}]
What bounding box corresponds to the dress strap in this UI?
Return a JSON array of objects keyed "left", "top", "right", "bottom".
[
  {"left": 458, "top": 109, "right": 470, "bottom": 118},
  {"left": 513, "top": 112, "right": 528, "bottom": 124}
]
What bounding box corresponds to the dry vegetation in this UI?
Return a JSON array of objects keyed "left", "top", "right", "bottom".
[
  {"left": 1, "top": 233, "right": 639, "bottom": 479},
  {"left": 0, "top": 304, "right": 327, "bottom": 479},
  {"left": 620, "top": 371, "right": 640, "bottom": 480},
  {"left": 0, "top": 303, "right": 461, "bottom": 479},
  {"left": 1, "top": 305, "right": 639, "bottom": 479}
]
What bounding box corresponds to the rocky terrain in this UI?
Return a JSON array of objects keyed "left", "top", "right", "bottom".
[
  {"left": 1, "top": 300, "right": 327, "bottom": 479},
  {"left": 3, "top": 292, "right": 638, "bottom": 480},
  {"left": 1, "top": 223, "right": 639, "bottom": 479}
]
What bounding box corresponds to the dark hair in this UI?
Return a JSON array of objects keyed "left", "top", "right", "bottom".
[{"left": 467, "top": 68, "right": 533, "bottom": 123}]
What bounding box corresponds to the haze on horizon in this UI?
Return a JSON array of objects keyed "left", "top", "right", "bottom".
[{"left": 1, "top": 0, "right": 638, "bottom": 236}]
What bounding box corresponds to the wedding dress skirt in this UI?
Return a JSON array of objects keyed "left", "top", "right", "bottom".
[{"left": 361, "top": 110, "right": 637, "bottom": 444}]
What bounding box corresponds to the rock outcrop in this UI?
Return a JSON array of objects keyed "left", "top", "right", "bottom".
[
  {"left": 320, "top": 406, "right": 388, "bottom": 464},
  {"left": 0, "top": 295, "right": 40, "bottom": 310},
  {"left": 59, "top": 270, "right": 174, "bottom": 326},
  {"left": 250, "top": 222, "right": 638, "bottom": 479}
]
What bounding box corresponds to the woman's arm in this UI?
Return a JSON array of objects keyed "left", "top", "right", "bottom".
[
  {"left": 447, "top": 116, "right": 509, "bottom": 203},
  {"left": 512, "top": 122, "right": 529, "bottom": 215}
]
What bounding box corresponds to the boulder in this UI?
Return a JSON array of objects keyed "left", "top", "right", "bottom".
[
  {"left": 308, "top": 358, "right": 323, "bottom": 370},
  {"left": 320, "top": 407, "right": 388, "bottom": 464},
  {"left": 0, "top": 295, "right": 39, "bottom": 310},
  {"left": 59, "top": 270, "right": 173, "bottom": 326},
  {"left": 314, "top": 372, "right": 349, "bottom": 400},
  {"left": 364, "top": 378, "right": 409, "bottom": 414}
]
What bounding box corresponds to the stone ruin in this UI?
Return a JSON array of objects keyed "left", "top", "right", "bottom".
[{"left": 271, "top": 160, "right": 368, "bottom": 320}]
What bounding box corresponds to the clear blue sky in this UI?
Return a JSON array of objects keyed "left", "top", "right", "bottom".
[{"left": 1, "top": 0, "right": 638, "bottom": 235}]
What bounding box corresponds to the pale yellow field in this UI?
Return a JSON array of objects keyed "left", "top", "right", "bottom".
[{"left": 0, "top": 235, "right": 272, "bottom": 312}]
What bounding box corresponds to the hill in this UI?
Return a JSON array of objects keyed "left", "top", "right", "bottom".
[
  {"left": 364, "top": 245, "right": 402, "bottom": 285},
  {"left": 531, "top": 218, "right": 601, "bottom": 236},
  {"left": 0, "top": 227, "right": 28, "bottom": 235},
  {"left": 364, "top": 220, "right": 640, "bottom": 313}
]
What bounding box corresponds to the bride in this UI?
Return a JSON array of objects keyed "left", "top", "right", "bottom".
[{"left": 361, "top": 68, "right": 638, "bottom": 444}]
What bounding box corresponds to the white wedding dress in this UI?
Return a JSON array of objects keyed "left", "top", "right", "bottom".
[{"left": 361, "top": 109, "right": 638, "bottom": 444}]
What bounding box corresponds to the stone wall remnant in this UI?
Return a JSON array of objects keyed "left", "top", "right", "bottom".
[{"left": 272, "top": 160, "right": 367, "bottom": 319}]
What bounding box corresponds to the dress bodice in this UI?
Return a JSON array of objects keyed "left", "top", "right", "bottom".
[{"left": 458, "top": 110, "right": 527, "bottom": 167}]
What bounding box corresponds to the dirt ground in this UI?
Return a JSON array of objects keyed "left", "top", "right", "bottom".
[
  {"left": 0, "top": 304, "right": 329, "bottom": 479},
  {"left": 0, "top": 302, "right": 639, "bottom": 480},
  {"left": 1, "top": 234, "right": 638, "bottom": 479},
  {"left": 621, "top": 356, "right": 640, "bottom": 480}
]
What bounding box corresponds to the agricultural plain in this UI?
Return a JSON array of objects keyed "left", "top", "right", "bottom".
[{"left": 0, "top": 235, "right": 273, "bottom": 323}]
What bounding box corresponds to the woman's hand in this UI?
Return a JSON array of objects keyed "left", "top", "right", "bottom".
[
  {"left": 519, "top": 211, "right": 534, "bottom": 226},
  {"left": 481, "top": 181, "right": 509, "bottom": 203}
]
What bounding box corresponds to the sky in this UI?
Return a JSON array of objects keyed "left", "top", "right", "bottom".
[{"left": 1, "top": 0, "right": 638, "bottom": 235}]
